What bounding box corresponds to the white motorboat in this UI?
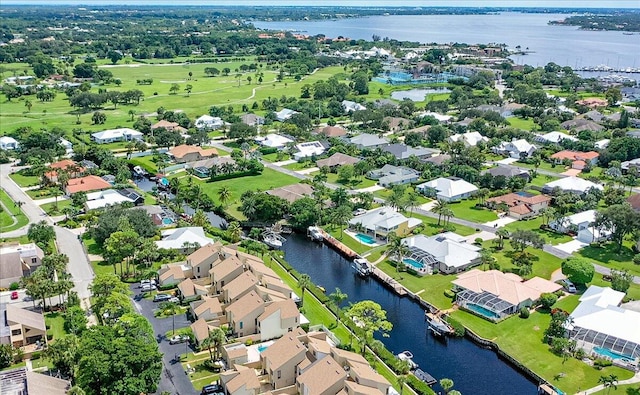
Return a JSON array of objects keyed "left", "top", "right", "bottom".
[
  {"left": 352, "top": 258, "right": 373, "bottom": 277},
  {"left": 397, "top": 350, "right": 418, "bottom": 370},
  {"left": 262, "top": 232, "right": 284, "bottom": 249},
  {"left": 307, "top": 226, "right": 323, "bottom": 242},
  {"left": 425, "top": 312, "right": 454, "bottom": 336}
]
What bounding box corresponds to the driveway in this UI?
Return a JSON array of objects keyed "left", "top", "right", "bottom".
[
  {"left": 555, "top": 239, "right": 588, "bottom": 254},
  {"left": 483, "top": 216, "right": 517, "bottom": 228},
  {"left": 130, "top": 285, "right": 198, "bottom": 395}
]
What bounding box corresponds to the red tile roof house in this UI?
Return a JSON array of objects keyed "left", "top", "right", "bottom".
[
  {"left": 44, "top": 159, "right": 85, "bottom": 183},
  {"left": 486, "top": 192, "right": 552, "bottom": 220},
  {"left": 64, "top": 175, "right": 111, "bottom": 195},
  {"left": 550, "top": 150, "right": 599, "bottom": 170}
]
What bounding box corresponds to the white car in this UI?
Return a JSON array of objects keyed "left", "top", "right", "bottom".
[{"left": 353, "top": 208, "right": 367, "bottom": 216}]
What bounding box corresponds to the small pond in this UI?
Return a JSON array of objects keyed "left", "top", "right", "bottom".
[{"left": 391, "top": 87, "right": 451, "bottom": 101}]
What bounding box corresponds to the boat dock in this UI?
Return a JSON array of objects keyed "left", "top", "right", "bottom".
[
  {"left": 414, "top": 368, "right": 437, "bottom": 386},
  {"left": 317, "top": 229, "right": 359, "bottom": 260},
  {"left": 371, "top": 267, "right": 407, "bottom": 296}
]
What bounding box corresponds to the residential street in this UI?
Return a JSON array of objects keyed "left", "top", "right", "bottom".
[
  {"left": 130, "top": 284, "right": 198, "bottom": 395},
  {"left": 54, "top": 226, "right": 94, "bottom": 300}
]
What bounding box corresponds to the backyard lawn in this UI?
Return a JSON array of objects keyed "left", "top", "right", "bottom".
[
  {"left": 482, "top": 240, "right": 563, "bottom": 280},
  {"left": 448, "top": 198, "right": 498, "bottom": 223},
  {"left": 507, "top": 117, "right": 536, "bottom": 131},
  {"left": 411, "top": 213, "right": 477, "bottom": 237},
  {"left": 45, "top": 312, "right": 66, "bottom": 341},
  {"left": 321, "top": 172, "right": 378, "bottom": 189}
]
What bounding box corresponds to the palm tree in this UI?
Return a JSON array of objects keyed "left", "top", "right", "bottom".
[
  {"left": 202, "top": 327, "right": 226, "bottom": 361},
  {"left": 442, "top": 208, "right": 454, "bottom": 226},
  {"left": 397, "top": 375, "right": 407, "bottom": 395},
  {"left": 432, "top": 199, "right": 449, "bottom": 226},
  {"left": 192, "top": 209, "right": 209, "bottom": 227},
  {"left": 298, "top": 274, "right": 311, "bottom": 305},
  {"left": 217, "top": 186, "right": 231, "bottom": 207},
  {"left": 599, "top": 375, "right": 618, "bottom": 395},
  {"left": 480, "top": 248, "right": 493, "bottom": 270},
  {"left": 405, "top": 191, "right": 420, "bottom": 217},
  {"left": 226, "top": 221, "right": 242, "bottom": 243},
  {"left": 331, "top": 205, "right": 352, "bottom": 239},
  {"left": 128, "top": 109, "right": 136, "bottom": 121},
  {"left": 159, "top": 302, "right": 181, "bottom": 335},
  {"left": 328, "top": 288, "right": 347, "bottom": 323},
  {"left": 386, "top": 233, "right": 409, "bottom": 273},
  {"left": 494, "top": 228, "right": 510, "bottom": 249},
  {"left": 440, "top": 378, "right": 454, "bottom": 393}
]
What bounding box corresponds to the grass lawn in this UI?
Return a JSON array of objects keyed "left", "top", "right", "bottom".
[
  {"left": 577, "top": 242, "right": 639, "bottom": 277},
  {"left": 9, "top": 170, "right": 40, "bottom": 187},
  {"left": 26, "top": 187, "right": 62, "bottom": 200},
  {"left": 449, "top": 199, "right": 498, "bottom": 223},
  {"left": 261, "top": 152, "right": 290, "bottom": 162},
  {"left": 321, "top": 172, "right": 378, "bottom": 189},
  {"left": 282, "top": 161, "right": 316, "bottom": 171},
  {"left": 45, "top": 312, "right": 66, "bottom": 341},
  {"left": 528, "top": 174, "right": 560, "bottom": 188},
  {"left": 377, "top": 260, "right": 455, "bottom": 310},
  {"left": 504, "top": 216, "right": 574, "bottom": 245},
  {"left": 129, "top": 156, "right": 159, "bottom": 174},
  {"left": 517, "top": 160, "right": 567, "bottom": 174},
  {"left": 0, "top": 189, "right": 29, "bottom": 232},
  {"left": 411, "top": 213, "right": 477, "bottom": 237},
  {"left": 483, "top": 241, "right": 563, "bottom": 280},
  {"left": 450, "top": 308, "right": 633, "bottom": 395},
  {"left": 325, "top": 226, "right": 375, "bottom": 255},
  {"left": 40, "top": 199, "right": 72, "bottom": 215},
  {"left": 592, "top": 383, "right": 640, "bottom": 395},
  {"left": 507, "top": 117, "right": 537, "bottom": 131}
]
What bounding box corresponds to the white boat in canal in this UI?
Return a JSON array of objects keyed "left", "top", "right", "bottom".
[
  {"left": 425, "top": 312, "right": 454, "bottom": 336},
  {"left": 352, "top": 258, "right": 373, "bottom": 277},
  {"left": 307, "top": 226, "right": 323, "bottom": 242},
  {"left": 262, "top": 231, "right": 285, "bottom": 249},
  {"left": 397, "top": 350, "right": 418, "bottom": 370}
]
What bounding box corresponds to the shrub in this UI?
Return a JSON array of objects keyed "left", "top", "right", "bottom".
[
  {"left": 158, "top": 283, "right": 178, "bottom": 291},
  {"left": 31, "top": 351, "right": 41, "bottom": 360},
  {"left": 406, "top": 267, "right": 418, "bottom": 276},
  {"left": 244, "top": 339, "right": 253, "bottom": 346},
  {"left": 444, "top": 316, "right": 465, "bottom": 337},
  {"left": 574, "top": 348, "right": 586, "bottom": 360},
  {"left": 539, "top": 293, "right": 558, "bottom": 310},
  {"left": 489, "top": 261, "right": 501, "bottom": 270},
  {"left": 519, "top": 307, "right": 530, "bottom": 319},
  {"left": 443, "top": 289, "right": 455, "bottom": 299},
  {"left": 593, "top": 358, "right": 613, "bottom": 369},
  {"left": 9, "top": 283, "right": 19, "bottom": 291}
]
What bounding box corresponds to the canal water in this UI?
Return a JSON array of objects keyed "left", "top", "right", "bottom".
[{"left": 281, "top": 233, "right": 537, "bottom": 395}]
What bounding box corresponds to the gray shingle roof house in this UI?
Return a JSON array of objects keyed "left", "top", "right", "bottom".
[
  {"left": 348, "top": 134, "right": 389, "bottom": 150},
  {"left": 381, "top": 144, "right": 438, "bottom": 160},
  {"left": 482, "top": 165, "right": 531, "bottom": 180},
  {"left": 367, "top": 164, "right": 420, "bottom": 187}
]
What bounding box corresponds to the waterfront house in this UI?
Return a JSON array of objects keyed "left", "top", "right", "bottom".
[
  {"left": 257, "top": 299, "right": 300, "bottom": 341},
  {"left": 447, "top": 131, "right": 489, "bottom": 147},
  {"left": 168, "top": 144, "right": 218, "bottom": 163},
  {"left": 155, "top": 227, "right": 214, "bottom": 251},
  {"left": 225, "top": 291, "right": 265, "bottom": 337},
  {"left": 316, "top": 152, "right": 360, "bottom": 170},
  {"left": 0, "top": 243, "right": 44, "bottom": 289},
  {"left": 265, "top": 183, "right": 314, "bottom": 203},
  {"left": 194, "top": 115, "right": 224, "bottom": 131},
  {"left": 486, "top": 192, "right": 551, "bottom": 219},
  {"left": 542, "top": 177, "right": 603, "bottom": 195},
  {"left": 85, "top": 189, "right": 136, "bottom": 210},
  {"left": 275, "top": 108, "right": 298, "bottom": 122},
  {"left": 348, "top": 133, "right": 389, "bottom": 150},
  {"left": 348, "top": 207, "right": 422, "bottom": 239},
  {"left": 402, "top": 232, "right": 481, "bottom": 275},
  {"left": 492, "top": 138, "right": 537, "bottom": 159},
  {"left": 567, "top": 286, "right": 640, "bottom": 364},
  {"left": 381, "top": 143, "right": 438, "bottom": 160},
  {"left": 453, "top": 269, "right": 561, "bottom": 321},
  {"left": 367, "top": 164, "right": 420, "bottom": 187},
  {"left": 342, "top": 100, "right": 366, "bottom": 113},
  {"left": 260, "top": 333, "right": 307, "bottom": 389},
  {"left": 416, "top": 176, "right": 478, "bottom": 202},
  {"left": 91, "top": 128, "right": 143, "bottom": 144},
  {"left": 534, "top": 131, "right": 578, "bottom": 144}
]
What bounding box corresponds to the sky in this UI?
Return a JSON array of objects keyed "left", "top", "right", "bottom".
[{"left": 1, "top": 0, "right": 638, "bottom": 7}]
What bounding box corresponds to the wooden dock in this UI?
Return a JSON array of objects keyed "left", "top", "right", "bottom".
[
  {"left": 318, "top": 229, "right": 359, "bottom": 260},
  {"left": 371, "top": 267, "right": 408, "bottom": 296}
]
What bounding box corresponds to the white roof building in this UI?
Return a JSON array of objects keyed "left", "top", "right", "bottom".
[
  {"left": 85, "top": 189, "right": 135, "bottom": 210},
  {"left": 275, "top": 108, "right": 298, "bottom": 122},
  {"left": 348, "top": 207, "right": 421, "bottom": 239},
  {"left": 348, "top": 134, "right": 389, "bottom": 149},
  {"left": 155, "top": 227, "right": 214, "bottom": 251},
  {"left": 403, "top": 233, "right": 481, "bottom": 274},
  {"left": 542, "top": 177, "right": 603, "bottom": 195},
  {"left": 447, "top": 131, "right": 489, "bottom": 147},
  {"left": 195, "top": 115, "right": 224, "bottom": 131},
  {"left": 534, "top": 131, "right": 578, "bottom": 144},
  {"left": 91, "top": 128, "right": 143, "bottom": 144},
  {"left": 257, "top": 133, "right": 294, "bottom": 149},
  {"left": 416, "top": 177, "right": 479, "bottom": 202},
  {"left": 0, "top": 136, "right": 19, "bottom": 150},
  {"left": 59, "top": 138, "right": 73, "bottom": 155},
  {"left": 341, "top": 100, "right": 366, "bottom": 113},
  {"left": 293, "top": 141, "right": 326, "bottom": 161},
  {"left": 492, "top": 138, "right": 536, "bottom": 159},
  {"left": 594, "top": 139, "right": 610, "bottom": 150},
  {"left": 419, "top": 111, "right": 453, "bottom": 123},
  {"left": 568, "top": 286, "right": 640, "bottom": 361}
]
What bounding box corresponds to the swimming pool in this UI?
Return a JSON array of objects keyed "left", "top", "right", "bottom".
[
  {"left": 403, "top": 258, "right": 424, "bottom": 270},
  {"left": 257, "top": 344, "right": 269, "bottom": 353},
  {"left": 593, "top": 347, "right": 634, "bottom": 362},
  {"left": 355, "top": 233, "right": 376, "bottom": 245},
  {"left": 466, "top": 303, "right": 500, "bottom": 320},
  {"left": 162, "top": 217, "right": 174, "bottom": 225}
]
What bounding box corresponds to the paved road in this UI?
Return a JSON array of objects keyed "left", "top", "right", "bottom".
[
  {"left": 130, "top": 285, "right": 198, "bottom": 395},
  {"left": 55, "top": 226, "right": 94, "bottom": 300},
  {"left": 0, "top": 162, "right": 51, "bottom": 238}
]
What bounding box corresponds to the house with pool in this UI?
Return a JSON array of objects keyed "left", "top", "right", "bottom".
[
  {"left": 567, "top": 286, "right": 640, "bottom": 370},
  {"left": 452, "top": 270, "right": 562, "bottom": 321},
  {"left": 400, "top": 232, "right": 481, "bottom": 275},
  {"left": 347, "top": 207, "right": 422, "bottom": 241}
]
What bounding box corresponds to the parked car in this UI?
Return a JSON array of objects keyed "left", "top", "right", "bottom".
[
  {"left": 168, "top": 296, "right": 180, "bottom": 303},
  {"left": 353, "top": 208, "right": 367, "bottom": 216},
  {"left": 10, "top": 291, "right": 19, "bottom": 300},
  {"left": 140, "top": 279, "right": 157, "bottom": 288},
  {"left": 201, "top": 384, "right": 223, "bottom": 394},
  {"left": 560, "top": 279, "right": 577, "bottom": 293},
  {"left": 141, "top": 283, "right": 157, "bottom": 293},
  {"left": 153, "top": 293, "right": 172, "bottom": 302},
  {"left": 169, "top": 334, "right": 189, "bottom": 345}
]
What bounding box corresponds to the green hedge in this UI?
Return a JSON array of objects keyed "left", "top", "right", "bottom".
[
  {"left": 407, "top": 374, "right": 436, "bottom": 395},
  {"left": 444, "top": 315, "right": 466, "bottom": 337},
  {"left": 208, "top": 170, "right": 260, "bottom": 182},
  {"left": 259, "top": 147, "right": 278, "bottom": 155}
]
